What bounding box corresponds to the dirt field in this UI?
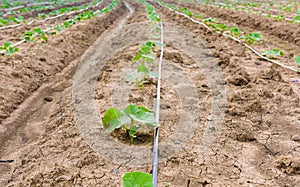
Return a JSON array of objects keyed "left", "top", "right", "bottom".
[{"left": 0, "top": 0, "right": 300, "bottom": 186}]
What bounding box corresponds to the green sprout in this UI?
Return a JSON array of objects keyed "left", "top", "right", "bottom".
[
  {"left": 21, "top": 27, "right": 48, "bottom": 42},
  {"left": 0, "top": 42, "right": 19, "bottom": 55},
  {"left": 179, "top": 7, "right": 193, "bottom": 17},
  {"left": 262, "top": 49, "right": 284, "bottom": 59},
  {"left": 130, "top": 40, "right": 161, "bottom": 88},
  {"left": 102, "top": 104, "right": 159, "bottom": 143},
  {"left": 240, "top": 32, "right": 262, "bottom": 45},
  {"left": 292, "top": 15, "right": 300, "bottom": 23},
  {"left": 122, "top": 171, "right": 153, "bottom": 187},
  {"left": 0, "top": 18, "right": 9, "bottom": 26},
  {"left": 227, "top": 27, "right": 243, "bottom": 37},
  {"left": 272, "top": 14, "right": 285, "bottom": 21}
]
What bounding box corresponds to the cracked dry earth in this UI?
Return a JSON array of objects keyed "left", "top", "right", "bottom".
[{"left": 0, "top": 0, "right": 300, "bottom": 186}]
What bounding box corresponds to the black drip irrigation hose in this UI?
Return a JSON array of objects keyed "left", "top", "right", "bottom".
[
  {"left": 0, "top": 160, "right": 14, "bottom": 163},
  {"left": 152, "top": 20, "right": 164, "bottom": 187}
]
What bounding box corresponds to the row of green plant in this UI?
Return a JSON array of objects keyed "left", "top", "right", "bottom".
[
  {"left": 101, "top": 1, "right": 164, "bottom": 185},
  {"left": 0, "top": 0, "right": 103, "bottom": 27},
  {"left": 103, "top": 0, "right": 161, "bottom": 144},
  {"left": 213, "top": 0, "right": 300, "bottom": 14},
  {"left": 156, "top": 1, "right": 300, "bottom": 72},
  {"left": 212, "top": 2, "right": 300, "bottom": 23},
  {"left": 240, "top": 0, "right": 299, "bottom": 13},
  {"left": 0, "top": 0, "right": 81, "bottom": 10},
  {"left": 0, "top": 0, "right": 118, "bottom": 56},
  {"left": 126, "top": 0, "right": 162, "bottom": 89},
  {"left": 181, "top": 0, "right": 300, "bottom": 23}
]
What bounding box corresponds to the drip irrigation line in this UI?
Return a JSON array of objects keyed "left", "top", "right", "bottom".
[
  {"left": 152, "top": 20, "right": 164, "bottom": 187},
  {"left": 158, "top": 2, "right": 298, "bottom": 73},
  {"left": 0, "top": 160, "right": 14, "bottom": 163},
  {"left": 212, "top": 2, "right": 294, "bottom": 21},
  {"left": 212, "top": 2, "right": 297, "bottom": 19},
  {"left": 0, "top": 1, "right": 103, "bottom": 30},
  {"left": 1, "top": 2, "right": 55, "bottom": 12},
  {"left": 1, "top": 0, "right": 113, "bottom": 53}
]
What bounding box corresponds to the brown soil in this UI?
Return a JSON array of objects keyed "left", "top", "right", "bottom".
[
  {"left": 3, "top": 0, "right": 90, "bottom": 19},
  {"left": 185, "top": 2, "right": 300, "bottom": 46},
  {"left": 0, "top": 0, "right": 300, "bottom": 186},
  {"left": 0, "top": 0, "right": 112, "bottom": 45}
]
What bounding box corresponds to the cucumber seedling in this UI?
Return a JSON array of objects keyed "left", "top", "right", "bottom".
[
  {"left": 240, "top": 32, "right": 262, "bottom": 45},
  {"left": 262, "top": 49, "right": 284, "bottom": 59},
  {"left": 21, "top": 27, "right": 48, "bottom": 42},
  {"left": 0, "top": 42, "right": 19, "bottom": 55},
  {"left": 122, "top": 171, "right": 153, "bottom": 187},
  {"left": 102, "top": 104, "right": 159, "bottom": 143}
]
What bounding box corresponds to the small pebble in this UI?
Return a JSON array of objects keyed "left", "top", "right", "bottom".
[{"left": 113, "top": 168, "right": 118, "bottom": 174}]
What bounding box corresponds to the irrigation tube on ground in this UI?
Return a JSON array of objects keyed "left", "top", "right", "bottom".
[
  {"left": 152, "top": 20, "right": 164, "bottom": 187},
  {"left": 0, "top": 1, "right": 103, "bottom": 30},
  {"left": 159, "top": 3, "right": 298, "bottom": 73}
]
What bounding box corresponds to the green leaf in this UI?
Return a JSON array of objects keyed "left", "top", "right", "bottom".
[
  {"left": 23, "top": 31, "right": 33, "bottom": 36},
  {"left": 244, "top": 32, "right": 262, "bottom": 44},
  {"left": 262, "top": 49, "right": 284, "bottom": 58},
  {"left": 122, "top": 172, "right": 153, "bottom": 187},
  {"left": 137, "top": 65, "right": 149, "bottom": 73},
  {"left": 3, "top": 42, "right": 11, "bottom": 48},
  {"left": 141, "top": 53, "right": 156, "bottom": 62},
  {"left": 137, "top": 105, "right": 152, "bottom": 113},
  {"left": 48, "top": 31, "right": 57, "bottom": 36},
  {"left": 292, "top": 15, "right": 300, "bottom": 22},
  {"left": 68, "top": 19, "right": 76, "bottom": 25},
  {"left": 133, "top": 52, "right": 142, "bottom": 61},
  {"left": 294, "top": 55, "right": 300, "bottom": 67},
  {"left": 0, "top": 18, "right": 9, "bottom": 25},
  {"left": 194, "top": 14, "right": 202, "bottom": 19},
  {"left": 102, "top": 108, "right": 130, "bottom": 132},
  {"left": 247, "top": 32, "right": 262, "bottom": 41},
  {"left": 202, "top": 18, "right": 217, "bottom": 24},
  {"left": 6, "top": 47, "right": 19, "bottom": 55},
  {"left": 215, "top": 23, "right": 228, "bottom": 31},
  {"left": 228, "top": 27, "right": 243, "bottom": 37},
  {"left": 124, "top": 104, "right": 158, "bottom": 127},
  {"left": 38, "top": 13, "right": 47, "bottom": 19},
  {"left": 33, "top": 28, "right": 43, "bottom": 34},
  {"left": 63, "top": 21, "right": 70, "bottom": 28},
  {"left": 41, "top": 34, "right": 48, "bottom": 42},
  {"left": 140, "top": 45, "right": 152, "bottom": 54}
]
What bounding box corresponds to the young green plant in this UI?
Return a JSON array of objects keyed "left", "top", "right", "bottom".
[
  {"left": 128, "top": 1, "right": 162, "bottom": 89},
  {"left": 240, "top": 32, "right": 262, "bottom": 45},
  {"left": 21, "top": 27, "right": 48, "bottom": 42},
  {"left": 122, "top": 171, "right": 153, "bottom": 187},
  {"left": 102, "top": 104, "right": 159, "bottom": 143},
  {"left": 262, "top": 49, "right": 284, "bottom": 59},
  {"left": 0, "top": 42, "right": 19, "bottom": 55}
]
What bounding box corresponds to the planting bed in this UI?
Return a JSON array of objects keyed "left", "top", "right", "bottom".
[{"left": 0, "top": 0, "right": 300, "bottom": 186}]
